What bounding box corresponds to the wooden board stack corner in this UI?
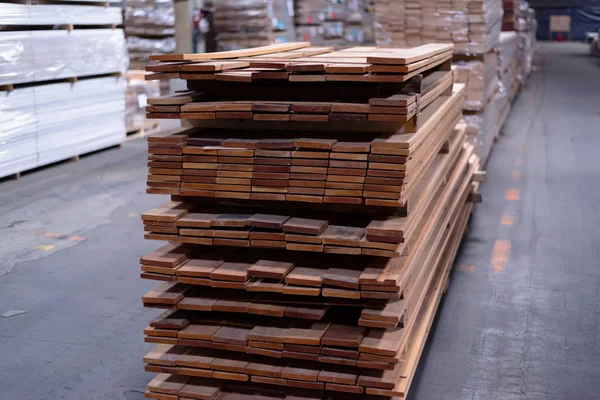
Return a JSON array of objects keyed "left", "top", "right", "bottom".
[{"left": 139, "top": 42, "right": 483, "bottom": 400}]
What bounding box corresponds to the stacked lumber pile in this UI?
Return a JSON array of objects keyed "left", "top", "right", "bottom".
[
  {"left": 373, "top": 0, "right": 503, "bottom": 55},
  {"left": 124, "top": 0, "right": 176, "bottom": 69},
  {"left": 213, "top": 0, "right": 296, "bottom": 51},
  {"left": 0, "top": 2, "right": 127, "bottom": 179},
  {"left": 371, "top": 0, "right": 504, "bottom": 164},
  {"left": 140, "top": 42, "right": 483, "bottom": 400},
  {"left": 294, "top": 0, "right": 375, "bottom": 47}
]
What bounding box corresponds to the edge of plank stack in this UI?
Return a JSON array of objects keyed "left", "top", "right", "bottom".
[{"left": 139, "top": 42, "right": 484, "bottom": 400}]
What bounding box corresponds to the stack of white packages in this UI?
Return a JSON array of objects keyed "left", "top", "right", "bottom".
[
  {"left": 0, "top": 2, "right": 122, "bottom": 25},
  {"left": 517, "top": 7, "right": 536, "bottom": 81},
  {"left": 462, "top": 31, "right": 519, "bottom": 164},
  {"left": 453, "top": 52, "right": 499, "bottom": 111},
  {"left": 0, "top": 89, "right": 38, "bottom": 176},
  {"left": 0, "top": 2, "right": 128, "bottom": 179},
  {"left": 498, "top": 31, "right": 520, "bottom": 101},
  {"left": 0, "top": 30, "right": 128, "bottom": 85},
  {"left": 35, "top": 77, "right": 126, "bottom": 166}
]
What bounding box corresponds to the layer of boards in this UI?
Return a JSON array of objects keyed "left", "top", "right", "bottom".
[
  {"left": 145, "top": 70, "right": 453, "bottom": 125},
  {"left": 145, "top": 43, "right": 454, "bottom": 135},
  {"left": 144, "top": 43, "right": 454, "bottom": 85},
  {"left": 143, "top": 129, "right": 474, "bottom": 268},
  {"left": 143, "top": 197, "right": 475, "bottom": 400},
  {"left": 145, "top": 84, "right": 464, "bottom": 207},
  {"left": 141, "top": 147, "right": 478, "bottom": 307}
]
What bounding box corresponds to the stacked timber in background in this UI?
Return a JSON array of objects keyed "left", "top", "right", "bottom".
[
  {"left": 373, "top": 0, "right": 503, "bottom": 54},
  {"left": 501, "top": 0, "right": 537, "bottom": 82},
  {"left": 125, "top": 71, "right": 161, "bottom": 136},
  {"left": 372, "top": 0, "right": 504, "bottom": 164},
  {"left": 139, "top": 42, "right": 483, "bottom": 400},
  {"left": 294, "top": 0, "right": 375, "bottom": 47},
  {"left": 213, "top": 0, "right": 296, "bottom": 51},
  {"left": 0, "top": 1, "right": 128, "bottom": 179},
  {"left": 123, "top": 0, "right": 176, "bottom": 70}
]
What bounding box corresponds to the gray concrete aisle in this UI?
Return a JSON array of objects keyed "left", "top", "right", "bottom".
[
  {"left": 0, "top": 42, "right": 599, "bottom": 400},
  {"left": 409, "top": 43, "right": 600, "bottom": 399}
]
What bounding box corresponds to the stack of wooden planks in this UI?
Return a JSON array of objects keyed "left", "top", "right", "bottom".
[
  {"left": 139, "top": 42, "right": 483, "bottom": 400},
  {"left": 372, "top": 0, "right": 504, "bottom": 55}
]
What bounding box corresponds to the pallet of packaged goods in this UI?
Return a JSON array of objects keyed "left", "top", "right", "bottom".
[
  {"left": 0, "top": 2, "right": 127, "bottom": 179},
  {"left": 140, "top": 42, "right": 483, "bottom": 400}
]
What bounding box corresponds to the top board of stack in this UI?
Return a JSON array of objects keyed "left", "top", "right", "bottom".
[
  {"left": 144, "top": 42, "right": 454, "bottom": 132},
  {"left": 140, "top": 42, "right": 483, "bottom": 400}
]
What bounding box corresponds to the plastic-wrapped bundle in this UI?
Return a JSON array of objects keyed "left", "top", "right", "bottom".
[
  {"left": 0, "top": 76, "right": 126, "bottom": 178},
  {"left": 0, "top": 29, "right": 128, "bottom": 86},
  {"left": 373, "top": 0, "right": 503, "bottom": 55},
  {"left": 124, "top": 0, "right": 175, "bottom": 27},
  {"left": 498, "top": 31, "right": 520, "bottom": 99},
  {"left": 462, "top": 89, "right": 508, "bottom": 164},
  {"left": 125, "top": 71, "right": 161, "bottom": 131},
  {"left": 35, "top": 76, "right": 126, "bottom": 166},
  {"left": 0, "top": 88, "right": 38, "bottom": 178},
  {"left": 214, "top": 0, "right": 296, "bottom": 51},
  {"left": 0, "top": 3, "right": 122, "bottom": 25},
  {"left": 127, "top": 36, "right": 176, "bottom": 59},
  {"left": 453, "top": 53, "right": 500, "bottom": 111},
  {"left": 518, "top": 28, "right": 535, "bottom": 81},
  {"left": 295, "top": 0, "right": 374, "bottom": 47},
  {"left": 123, "top": 0, "right": 175, "bottom": 67}
]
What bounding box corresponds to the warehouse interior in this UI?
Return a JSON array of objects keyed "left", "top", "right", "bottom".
[{"left": 1, "top": 1, "right": 600, "bottom": 400}]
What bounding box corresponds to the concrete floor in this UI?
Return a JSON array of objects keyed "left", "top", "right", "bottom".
[{"left": 0, "top": 42, "right": 599, "bottom": 400}]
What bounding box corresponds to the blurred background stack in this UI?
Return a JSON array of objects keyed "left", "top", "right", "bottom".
[
  {"left": 213, "top": 0, "right": 296, "bottom": 51},
  {"left": 294, "top": 0, "right": 375, "bottom": 46},
  {"left": 0, "top": 0, "right": 128, "bottom": 179},
  {"left": 122, "top": 0, "right": 176, "bottom": 134},
  {"left": 124, "top": 0, "right": 176, "bottom": 69},
  {"left": 372, "top": 0, "right": 508, "bottom": 165}
]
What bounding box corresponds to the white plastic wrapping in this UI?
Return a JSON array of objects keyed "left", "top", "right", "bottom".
[
  {"left": 0, "top": 29, "right": 128, "bottom": 86},
  {"left": 0, "top": 77, "right": 126, "bottom": 178},
  {"left": 498, "top": 31, "right": 520, "bottom": 98},
  {"left": 125, "top": 71, "right": 161, "bottom": 130},
  {"left": 35, "top": 76, "right": 126, "bottom": 166},
  {"left": 462, "top": 90, "right": 509, "bottom": 165},
  {"left": 124, "top": 0, "right": 175, "bottom": 27},
  {"left": 453, "top": 53, "right": 500, "bottom": 112},
  {"left": 373, "top": 0, "right": 503, "bottom": 55},
  {"left": 0, "top": 3, "right": 122, "bottom": 26},
  {"left": 123, "top": 0, "right": 176, "bottom": 67},
  {"left": 0, "top": 88, "right": 38, "bottom": 178},
  {"left": 517, "top": 10, "right": 536, "bottom": 82}
]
